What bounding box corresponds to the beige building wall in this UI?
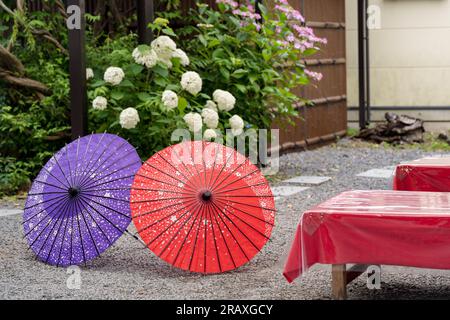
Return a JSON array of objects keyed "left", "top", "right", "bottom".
[{"left": 346, "top": 0, "right": 450, "bottom": 131}]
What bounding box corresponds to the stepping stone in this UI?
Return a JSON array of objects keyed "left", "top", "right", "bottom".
[
  {"left": 0, "top": 209, "right": 22, "bottom": 217},
  {"left": 283, "top": 176, "right": 331, "bottom": 185},
  {"left": 357, "top": 168, "right": 394, "bottom": 179},
  {"left": 271, "top": 186, "right": 310, "bottom": 197}
]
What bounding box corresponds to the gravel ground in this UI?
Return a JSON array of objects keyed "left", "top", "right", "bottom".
[{"left": 1, "top": 139, "right": 450, "bottom": 300}]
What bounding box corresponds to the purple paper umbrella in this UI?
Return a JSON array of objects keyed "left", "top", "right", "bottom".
[{"left": 23, "top": 133, "right": 141, "bottom": 266}]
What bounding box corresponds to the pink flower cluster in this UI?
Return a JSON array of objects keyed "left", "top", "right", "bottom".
[{"left": 216, "top": 0, "right": 326, "bottom": 81}]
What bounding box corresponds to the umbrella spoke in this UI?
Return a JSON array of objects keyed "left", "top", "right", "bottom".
[
  {"left": 31, "top": 179, "right": 69, "bottom": 192},
  {"left": 215, "top": 201, "right": 271, "bottom": 241},
  {"left": 133, "top": 198, "right": 197, "bottom": 219},
  {"left": 74, "top": 199, "right": 101, "bottom": 258},
  {"left": 213, "top": 168, "right": 260, "bottom": 194},
  {"left": 216, "top": 198, "right": 276, "bottom": 212},
  {"left": 23, "top": 195, "right": 71, "bottom": 239},
  {"left": 82, "top": 196, "right": 132, "bottom": 219},
  {"left": 73, "top": 132, "right": 108, "bottom": 188},
  {"left": 171, "top": 148, "right": 203, "bottom": 191},
  {"left": 206, "top": 204, "right": 222, "bottom": 273},
  {"left": 208, "top": 149, "right": 235, "bottom": 192},
  {"left": 77, "top": 139, "right": 130, "bottom": 188},
  {"left": 79, "top": 192, "right": 130, "bottom": 204},
  {"left": 134, "top": 173, "right": 192, "bottom": 193},
  {"left": 156, "top": 202, "right": 203, "bottom": 260},
  {"left": 74, "top": 132, "right": 93, "bottom": 186},
  {"left": 131, "top": 195, "right": 196, "bottom": 204},
  {"left": 209, "top": 202, "right": 250, "bottom": 261},
  {"left": 214, "top": 181, "right": 268, "bottom": 195},
  {"left": 215, "top": 198, "right": 274, "bottom": 226},
  {"left": 64, "top": 144, "right": 76, "bottom": 187},
  {"left": 137, "top": 198, "right": 198, "bottom": 234},
  {"left": 41, "top": 165, "right": 70, "bottom": 190},
  {"left": 156, "top": 152, "right": 202, "bottom": 192},
  {"left": 52, "top": 149, "right": 73, "bottom": 188},
  {"left": 80, "top": 159, "right": 141, "bottom": 191},
  {"left": 171, "top": 203, "right": 204, "bottom": 267},
  {"left": 23, "top": 194, "right": 69, "bottom": 224},
  {"left": 81, "top": 173, "right": 136, "bottom": 192},
  {"left": 208, "top": 203, "right": 237, "bottom": 269},
  {"left": 142, "top": 161, "right": 197, "bottom": 193}
]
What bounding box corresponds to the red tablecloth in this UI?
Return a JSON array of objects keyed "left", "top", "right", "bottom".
[
  {"left": 394, "top": 156, "right": 450, "bottom": 191},
  {"left": 283, "top": 190, "right": 450, "bottom": 283}
]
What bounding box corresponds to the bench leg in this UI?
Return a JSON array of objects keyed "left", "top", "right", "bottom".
[{"left": 332, "top": 264, "right": 347, "bottom": 300}]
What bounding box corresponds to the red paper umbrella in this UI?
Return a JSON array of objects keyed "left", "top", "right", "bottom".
[{"left": 130, "top": 141, "right": 275, "bottom": 273}]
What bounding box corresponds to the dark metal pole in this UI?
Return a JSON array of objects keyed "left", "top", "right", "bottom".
[
  {"left": 67, "top": 0, "right": 88, "bottom": 140},
  {"left": 137, "top": 0, "right": 154, "bottom": 44},
  {"left": 357, "top": 0, "right": 368, "bottom": 129},
  {"left": 365, "top": 1, "right": 371, "bottom": 123}
]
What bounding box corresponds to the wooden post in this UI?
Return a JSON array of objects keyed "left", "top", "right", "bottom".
[
  {"left": 137, "top": 0, "right": 154, "bottom": 44},
  {"left": 332, "top": 264, "right": 347, "bottom": 300},
  {"left": 67, "top": 0, "right": 87, "bottom": 140}
]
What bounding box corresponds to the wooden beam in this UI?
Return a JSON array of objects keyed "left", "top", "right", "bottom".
[
  {"left": 137, "top": 0, "right": 154, "bottom": 44},
  {"left": 332, "top": 264, "right": 347, "bottom": 300},
  {"left": 67, "top": 0, "right": 87, "bottom": 140}
]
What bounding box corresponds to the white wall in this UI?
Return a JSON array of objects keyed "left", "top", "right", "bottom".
[{"left": 346, "top": 0, "right": 450, "bottom": 131}]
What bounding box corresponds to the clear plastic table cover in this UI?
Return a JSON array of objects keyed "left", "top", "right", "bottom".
[
  {"left": 394, "top": 156, "right": 450, "bottom": 192},
  {"left": 283, "top": 190, "right": 450, "bottom": 283}
]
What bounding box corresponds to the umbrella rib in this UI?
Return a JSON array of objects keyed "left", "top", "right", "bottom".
[
  {"left": 171, "top": 147, "right": 203, "bottom": 191},
  {"left": 216, "top": 194, "right": 275, "bottom": 199},
  {"left": 41, "top": 165, "right": 70, "bottom": 190},
  {"left": 133, "top": 173, "right": 191, "bottom": 193},
  {"left": 81, "top": 171, "right": 137, "bottom": 192},
  {"left": 69, "top": 211, "right": 75, "bottom": 265},
  {"left": 23, "top": 194, "right": 69, "bottom": 224},
  {"left": 213, "top": 168, "right": 260, "bottom": 194},
  {"left": 217, "top": 198, "right": 276, "bottom": 212},
  {"left": 214, "top": 181, "right": 268, "bottom": 195},
  {"left": 76, "top": 139, "right": 129, "bottom": 187},
  {"left": 130, "top": 187, "right": 193, "bottom": 195},
  {"left": 210, "top": 201, "right": 262, "bottom": 250},
  {"left": 215, "top": 197, "right": 275, "bottom": 226},
  {"left": 209, "top": 201, "right": 250, "bottom": 261},
  {"left": 27, "top": 191, "right": 68, "bottom": 196},
  {"left": 43, "top": 199, "right": 73, "bottom": 263},
  {"left": 171, "top": 203, "right": 205, "bottom": 268},
  {"left": 155, "top": 201, "right": 203, "bottom": 261},
  {"left": 132, "top": 198, "right": 197, "bottom": 219},
  {"left": 74, "top": 198, "right": 101, "bottom": 258},
  {"left": 216, "top": 201, "right": 271, "bottom": 241},
  {"left": 64, "top": 144, "right": 76, "bottom": 187},
  {"left": 206, "top": 143, "right": 221, "bottom": 190},
  {"left": 34, "top": 199, "right": 72, "bottom": 261},
  {"left": 73, "top": 132, "right": 108, "bottom": 188},
  {"left": 201, "top": 142, "right": 209, "bottom": 193},
  {"left": 75, "top": 203, "right": 87, "bottom": 265},
  {"left": 203, "top": 199, "right": 208, "bottom": 273},
  {"left": 78, "top": 196, "right": 126, "bottom": 242},
  {"left": 74, "top": 132, "right": 93, "bottom": 186},
  {"left": 83, "top": 196, "right": 132, "bottom": 218},
  {"left": 142, "top": 162, "right": 197, "bottom": 193},
  {"left": 208, "top": 150, "right": 237, "bottom": 192},
  {"left": 27, "top": 196, "right": 71, "bottom": 250},
  {"left": 79, "top": 192, "right": 130, "bottom": 203},
  {"left": 211, "top": 159, "right": 250, "bottom": 193},
  {"left": 136, "top": 198, "right": 198, "bottom": 234},
  {"left": 131, "top": 195, "right": 196, "bottom": 204},
  {"left": 81, "top": 142, "right": 136, "bottom": 188},
  {"left": 156, "top": 152, "right": 201, "bottom": 192},
  {"left": 208, "top": 203, "right": 237, "bottom": 269},
  {"left": 31, "top": 179, "right": 69, "bottom": 192},
  {"left": 144, "top": 204, "right": 197, "bottom": 248},
  {"left": 72, "top": 137, "right": 81, "bottom": 187},
  {"left": 56, "top": 200, "right": 73, "bottom": 267},
  {"left": 52, "top": 150, "right": 73, "bottom": 188},
  {"left": 206, "top": 204, "right": 222, "bottom": 273},
  {"left": 23, "top": 195, "right": 71, "bottom": 239},
  {"left": 187, "top": 201, "right": 206, "bottom": 271}
]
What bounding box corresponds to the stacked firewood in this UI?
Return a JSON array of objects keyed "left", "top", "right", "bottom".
[{"left": 356, "top": 112, "right": 425, "bottom": 144}]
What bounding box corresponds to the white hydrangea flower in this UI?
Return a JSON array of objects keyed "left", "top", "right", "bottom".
[
  {"left": 213, "top": 89, "right": 236, "bottom": 112},
  {"left": 132, "top": 47, "right": 158, "bottom": 68},
  {"left": 119, "top": 107, "right": 140, "bottom": 129},
  {"left": 171, "top": 49, "right": 190, "bottom": 66},
  {"left": 92, "top": 96, "right": 107, "bottom": 110},
  {"left": 201, "top": 108, "right": 219, "bottom": 129},
  {"left": 183, "top": 112, "right": 202, "bottom": 133},
  {"left": 229, "top": 115, "right": 244, "bottom": 136},
  {"left": 104, "top": 67, "right": 125, "bottom": 85},
  {"left": 181, "top": 71, "right": 202, "bottom": 95},
  {"left": 86, "top": 68, "right": 94, "bottom": 80},
  {"left": 203, "top": 129, "right": 217, "bottom": 140},
  {"left": 158, "top": 57, "right": 173, "bottom": 69},
  {"left": 161, "top": 90, "right": 178, "bottom": 110},
  {"left": 151, "top": 35, "right": 176, "bottom": 59},
  {"left": 205, "top": 100, "right": 217, "bottom": 111}
]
